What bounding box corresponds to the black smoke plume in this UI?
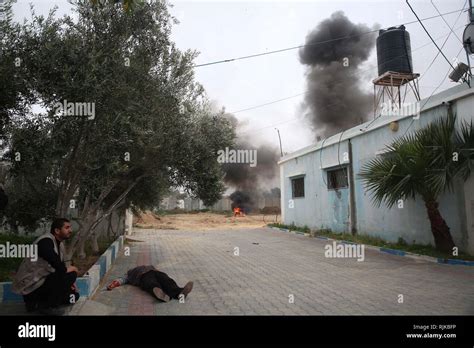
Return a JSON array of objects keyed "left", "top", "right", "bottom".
[
  {"left": 221, "top": 113, "right": 280, "bottom": 211},
  {"left": 299, "top": 11, "right": 378, "bottom": 138},
  {"left": 229, "top": 191, "right": 252, "bottom": 213}
]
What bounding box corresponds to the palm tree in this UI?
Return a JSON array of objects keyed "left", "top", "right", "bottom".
[{"left": 359, "top": 111, "right": 474, "bottom": 253}]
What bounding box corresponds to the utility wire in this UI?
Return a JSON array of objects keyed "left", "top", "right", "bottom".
[
  {"left": 232, "top": 23, "right": 464, "bottom": 117},
  {"left": 406, "top": 0, "right": 456, "bottom": 71},
  {"left": 401, "top": 45, "right": 466, "bottom": 138},
  {"left": 419, "top": 0, "right": 466, "bottom": 80},
  {"left": 230, "top": 92, "right": 308, "bottom": 114},
  {"left": 360, "top": 42, "right": 465, "bottom": 135},
  {"left": 317, "top": 44, "right": 464, "bottom": 177},
  {"left": 359, "top": 0, "right": 466, "bottom": 132},
  {"left": 195, "top": 7, "right": 466, "bottom": 68},
  {"left": 431, "top": 0, "right": 465, "bottom": 44},
  {"left": 399, "top": 0, "right": 469, "bottom": 137},
  {"left": 360, "top": 4, "right": 466, "bottom": 133},
  {"left": 236, "top": 24, "right": 465, "bottom": 134},
  {"left": 362, "top": 45, "right": 463, "bottom": 138}
]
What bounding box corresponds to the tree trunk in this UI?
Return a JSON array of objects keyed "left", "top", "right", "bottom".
[
  {"left": 117, "top": 208, "right": 126, "bottom": 236},
  {"left": 424, "top": 200, "right": 455, "bottom": 253},
  {"left": 90, "top": 232, "right": 100, "bottom": 255},
  {"left": 114, "top": 207, "right": 125, "bottom": 236},
  {"left": 107, "top": 213, "right": 114, "bottom": 239},
  {"left": 90, "top": 214, "right": 108, "bottom": 254},
  {"left": 75, "top": 211, "right": 99, "bottom": 259},
  {"left": 108, "top": 203, "right": 126, "bottom": 238},
  {"left": 66, "top": 215, "right": 95, "bottom": 261},
  {"left": 67, "top": 175, "right": 144, "bottom": 259},
  {"left": 76, "top": 237, "right": 87, "bottom": 259}
]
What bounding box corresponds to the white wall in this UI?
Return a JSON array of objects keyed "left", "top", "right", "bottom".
[{"left": 280, "top": 87, "right": 474, "bottom": 253}]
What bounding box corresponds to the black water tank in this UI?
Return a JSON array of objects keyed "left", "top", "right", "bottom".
[{"left": 376, "top": 25, "right": 413, "bottom": 76}]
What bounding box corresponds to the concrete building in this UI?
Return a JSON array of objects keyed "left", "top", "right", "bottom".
[{"left": 279, "top": 81, "right": 474, "bottom": 254}]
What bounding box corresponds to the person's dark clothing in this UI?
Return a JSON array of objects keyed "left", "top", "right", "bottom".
[
  {"left": 23, "top": 234, "right": 79, "bottom": 311},
  {"left": 108, "top": 265, "right": 185, "bottom": 301},
  {"left": 126, "top": 265, "right": 157, "bottom": 286},
  {"left": 23, "top": 271, "right": 79, "bottom": 310},
  {"left": 0, "top": 187, "right": 8, "bottom": 211},
  {"left": 138, "top": 270, "right": 183, "bottom": 300},
  {"left": 37, "top": 238, "right": 67, "bottom": 274}
]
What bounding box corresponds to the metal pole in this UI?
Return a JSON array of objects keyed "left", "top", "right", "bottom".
[
  {"left": 275, "top": 128, "right": 283, "bottom": 157},
  {"left": 470, "top": 0, "right": 473, "bottom": 23},
  {"left": 348, "top": 139, "right": 357, "bottom": 235},
  {"left": 465, "top": 49, "right": 472, "bottom": 85}
]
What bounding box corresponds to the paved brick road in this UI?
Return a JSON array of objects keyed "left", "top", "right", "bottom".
[{"left": 75, "top": 227, "right": 474, "bottom": 315}]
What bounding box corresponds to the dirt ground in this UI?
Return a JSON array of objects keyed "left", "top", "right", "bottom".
[{"left": 134, "top": 211, "right": 281, "bottom": 230}]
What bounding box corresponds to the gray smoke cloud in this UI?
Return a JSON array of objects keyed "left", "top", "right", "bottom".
[
  {"left": 221, "top": 113, "right": 279, "bottom": 193},
  {"left": 218, "top": 113, "right": 280, "bottom": 212},
  {"left": 299, "top": 11, "right": 378, "bottom": 138}
]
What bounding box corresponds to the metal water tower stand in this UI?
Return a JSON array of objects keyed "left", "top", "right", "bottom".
[{"left": 372, "top": 71, "right": 421, "bottom": 118}]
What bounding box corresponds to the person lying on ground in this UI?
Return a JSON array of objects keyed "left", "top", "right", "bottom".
[
  {"left": 12, "top": 218, "right": 80, "bottom": 314},
  {"left": 106, "top": 265, "right": 193, "bottom": 302}
]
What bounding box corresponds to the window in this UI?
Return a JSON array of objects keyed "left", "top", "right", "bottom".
[
  {"left": 291, "top": 177, "right": 305, "bottom": 198},
  {"left": 327, "top": 167, "right": 348, "bottom": 190}
]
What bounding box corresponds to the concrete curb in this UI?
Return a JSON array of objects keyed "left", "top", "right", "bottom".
[
  {"left": 267, "top": 226, "right": 474, "bottom": 266},
  {"left": 0, "top": 235, "right": 125, "bottom": 303},
  {"left": 272, "top": 227, "right": 311, "bottom": 237}
]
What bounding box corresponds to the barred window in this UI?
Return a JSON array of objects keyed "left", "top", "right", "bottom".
[
  {"left": 327, "top": 167, "right": 348, "bottom": 190},
  {"left": 291, "top": 177, "right": 305, "bottom": 198}
]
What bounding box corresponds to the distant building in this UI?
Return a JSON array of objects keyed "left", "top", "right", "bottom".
[
  {"left": 184, "top": 197, "right": 203, "bottom": 210},
  {"left": 210, "top": 196, "right": 232, "bottom": 211},
  {"left": 160, "top": 196, "right": 179, "bottom": 210}
]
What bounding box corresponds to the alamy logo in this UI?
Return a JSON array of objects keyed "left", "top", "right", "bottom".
[
  {"left": 217, "top": 147, "right": 257, "bottom": 167},
  {"left": 380, "top": 101, "right": 420, "bottom": 118},
  {"left": 54, "top": 99, "right": 95, "bottom": 120},
  {"left": 0, "top": 242, "right": 37, "bottom": 261},
  {"left": 18, "top": 322, "right": 56, "bottom": 341},
  {"left": 324, "top": 241, "right": 365, "bottom": 262}
]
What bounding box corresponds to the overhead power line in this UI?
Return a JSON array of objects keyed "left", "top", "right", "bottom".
[
  {"left": 430, "top": 0, "right": 464, "bottom": 44},
  {"left": 401, "top": 45, "right": 466, "bottom": 138},
  {"left": 419, "top": 0, "right": 467, "bottom": 81},
  {"left": 238, "top": 24, "right": 466, "bottom": 137},
  {"left": 232, "top": 23, "right": 465, "bottom": 118},
  {"left": 195, "top": 7, "right": 466, "bottom": 68},
  {"left": 362, "top": 15, "right": 465, "bottom": 134},
  {"left": 406, "top": 0, "right": 456, "bottom": 71},
  {"left": 230, "top": 92, "right": 307, "bottom": 114}
]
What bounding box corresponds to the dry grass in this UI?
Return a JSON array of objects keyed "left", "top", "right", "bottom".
[{"left": 134, "top": 211, "right": 280, "bottom": 230}]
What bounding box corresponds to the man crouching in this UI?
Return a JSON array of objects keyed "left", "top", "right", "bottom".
[{"left": 12, "top": 218, "right": 80, "bottom": 314}]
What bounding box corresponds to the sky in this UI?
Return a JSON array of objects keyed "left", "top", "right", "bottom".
[{"left": 10, "top": 0, "right": 472, "bottom": 154}]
